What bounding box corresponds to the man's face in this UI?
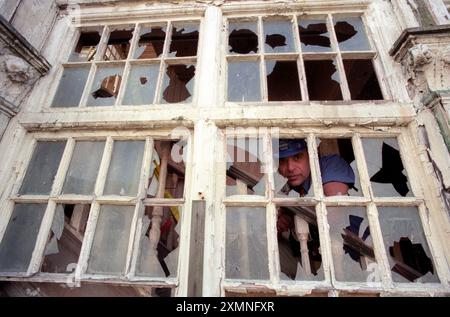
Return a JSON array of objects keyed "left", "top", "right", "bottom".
[{"left": 278, "top": 150, "right": 311, "bottom": 187}]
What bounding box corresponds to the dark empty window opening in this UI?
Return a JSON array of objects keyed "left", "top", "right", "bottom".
[
  {"left": 104, "top": 29, "right": 134, "bottom": 61},
  {"left": 70, "top": 31, "right": 101, "bottom": 62},
  {"left": 266, "top": 34, "right": 287, "bottom": 50},
  {"left": 162, "top": 65, "right": 196, "bottom": 103},
  {"left": 334, "top": 21, "right": 357, "bottom": 44},
  {"left": 343, "top": 59, "right": 383, "bottom": 100},
  {"left": 135, "top": 27, "right": 166, "bottom": 59},
  {"left": 169, "top": 26, "right": 199, "bottom": 57},
  {"left": 298, "top": 21, "right": 331, "bottom": 51},
  {"left": 304, "top": 60, "right": 343, "bottom": 101},
  {"left": 267, "top": 61, "right": 302, "bottom": 101},
  {"left": 229, "top": 29, "right": 258, "bottom": 54}
]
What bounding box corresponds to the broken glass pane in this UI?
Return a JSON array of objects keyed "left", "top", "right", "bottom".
[
  {"left": 51, "top": 67, "right": 90, "bottom": 108},
  {"left": 304, "top": 60, "right": 343, "bottom": 100},
  {"left": 226, "top": 137, "right": 266, "bottom": 196},
  {"left": 169, "top": 25, "right": 199, "bottom": 57},
  {"left": 147, "top": 141, "right": 187, "bottom": 200},
  {"left": 263, "top": 19, "right": 295, "bottom": 53},
  {"left": 298, "top": 19, "right": 332, "bottom": 52},
  {"left": 378, "top": 207, "right": 439, "bottom": 283},
  {"left": 228, "top": 61, "right": 261, "bottom": 102},
  {"left": 343, "top": 59, "right": 383, "bottom": 100},
  {"left": 334, "top": 17, "right": 371, "bottom": 51},
  {"left": 62, "top": 141, "right": 105, "bottom": 195},
  {"left": 122, "top": 64, "right": 159, "bottom": 105},
  {"left": 136, "top": 206, "right": 182, "bottom": 278},
  {"left": 226, "top": 207, "right": 269, "bottom": 280},
  {"left": 134, "top": 26, "right": 166, "bottom": 59},
  {"left": 103, "top": 27, "right": 134, "bottom": 61},
  {"left": 104, "top": 141, "right": 145, "bottom": 196},
  {"left": 87, "top": 205, "right": 134, "bottom": 275},
  {"left": 228, "top": 22, "right": 259, "bottom": 54},
  {"left": 161, "top": 64, "right": 195, "bottom": 104},
  {"left": 266, "top": 60, "right": 301, "bottom": 101},
  {"left": 87, "top": 66, "right": 124, "bottom": 107},
  {"left": 41, "top": 204, "right": 90, "bottom": 273},
  {"left": 317, "top": 138, "right": 361, "bottom": 197},
  {"left": 328, "top": 206, "right": 377, "bottom": 282},
  {"left": 278, "top": 205, "right": 324, "bottom": 281},
  {"left": 362, "top": 138, "right": 412, "bottom": 197},
  {"left": 69, "top": 30, "right": 102, "bottom": 62},
  {"left": 273, "top": 138, "right": 314, "bottom": 198},
  {"left": 19, "top": 141, "right": 66, "bottom": 195},
  {"left": 0, "top": 204, "right": 46, "bottom": 272}
]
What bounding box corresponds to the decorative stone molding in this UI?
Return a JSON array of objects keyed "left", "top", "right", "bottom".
[
  {"left": 443, "top": 45, "right": 450, "bottom": 65},
  {"left": 0, "top": 96, "right": 19, "bottom": 118},
  {"left": 3, "top": 54, "right": 36, "bottom": 83},
  {"left": 408, "top": 43, "right": 433, "bottom": 69}
]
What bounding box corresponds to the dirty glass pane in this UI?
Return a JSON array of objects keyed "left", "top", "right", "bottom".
[
  {"left": 226, "top": 137, "right": 266, "bottom": 196},
  {"left": 304, "top": 60, "right": 343, "bottom": 100},
  {"left": 298, "top": 19, "right": 332, "bottom": 52},
  {"left": 0, "top": 204, "right": 46, "bottom": 272},
  {"left": 317, "top": 138, "right": 361, "bottom": 196},
  {"left": 226, "top": 207, "right": 269, "bottom": 280},
  {"left": 328, "top": 207, "right": 377, "bottom": 282},
  {"left": 41, "top": 204, "right": 91, "bottom": 273},
  {"left": 87, "top": 205, "right": 134, "bottom": 275},
  {"left": 228, "top": 61, "right": 261, "bottom": 102},
  {"left": 147, "top": 141, "right": 187, "bottom": 200},
  {"left": 272, "top": 138, "right": 314, "bottom": 198},
  {"left": 161, "top": 64, "right": 195, "bottom": 104},
  {"left": 122, "top": 64, "right": 159, "bottom": 105},
  {"left": 62, "top": 141, "right": 105, "bottom": 195},
  {"left": 19, "top": 141, "right": 66, "bottom": 195},
  {"left": 137, "top": 206, "right": 183, "bottom": 278},
  {"left": 134, "top": 26, "right": 166, "bottom": 59},
  {"left": 169, "top": 24, "right": 199, "bottom": 57},
  {"left": 103, "top": 27, "right": 134, "bottom": 61},
  {"left": 228, "top": 22, "right": 259, "bottom": 54},
  {"left": 334, "top": 17, "right": 371, "bottom": 51},
  {"left": 343, "top": 59, "right": 383, "bottom": 100},
  {"left": 87, "top": 66, "right": 124, "bottom": 107},
  {"left": 266, "top": 61, "right": 301, "bottom": 101},
  {"left": 278, "top": 205, "right": 324, "bottom": 281},
  {"left": 51, "top": 67, "right": 90, "bottom": 108},
  {"left": 362, "top": 138, "right": 412, "bottom": 197},
  {"left": 69, "top": 30, "right": 102, "bottom": 62},
  {"left": 264, "top": 20, "right": 295, "bottom": 53},
  {"left": 378, "top": 207, "right": 439, "bottom": 283},
  {"left": 104, "top": 141, "right": 145, "bottom": 196}
]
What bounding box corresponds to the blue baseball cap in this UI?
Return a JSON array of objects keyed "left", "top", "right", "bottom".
[{"left": 276, "top": 139, "right": 307, "bottom": 159}]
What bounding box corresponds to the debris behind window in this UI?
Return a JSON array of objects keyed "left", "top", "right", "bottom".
[
  {"left": 161, "top": 64, "right": 196, "bottom": 104},
  {"left": 87, "top": 66, "right": 124, "bottom": 106},
  {"left": 135, "top": 26, "right": 166, "bottom": 59},
  {"left": 69, "top": 30, "right": 102, "bottom": 62},
  {"left": 103, "top": 28, "right": 134, "bottom": 61}
]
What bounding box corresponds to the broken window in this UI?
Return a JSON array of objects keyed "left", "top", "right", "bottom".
[
  {"left": 228, "top": 21, "right": 259, "bottom": 54},
  {"left": 362, "top": 138, "right": 412, "bottom": 197},
  {"left": 263, "top": 19, "right": 295, "bottom": 53},
  {"left": 103, "top": 27, "right": 134, "bottom": 61},
  {"left": 226, "top": 207, "right": 269, "bottom": 280},
  {"left": 228, "top": 61, "right": 261, "bottom": 102},
  {"left": 266, "top": 60, "right": 302, "bottom": 101},
  {"left": 0, "top": 204, "right": 47, "bottom": 272},
  {"left": 169, "top": 24, "right": 199, "bottom": 57},
  {"left": 134, "top": 26, "right": 166, "bottom": 59},
  {"left": 298, "top": 19, "right": 332, "bottom": 52},
  {"left": 334, "top": 17, "right": 371, "bottom": 51},
  {"left": 51, "top": 67, "right": 90, "bottom": 108},
  {"left": 304, "top": 60, "right": 343, "bottom": 100},
  {"left": 87, "top": 205, "right": 135, "bottom": 275},
  {"left": 226, "top": 137, "right": 266, "bottom": 196},
  {"left": 41, "top": 204, "right": 91, "bottom": 274},
  {"left": 103, "top": 140, "right": 145, "bottom": 196},
  {"left": 62, "top": 141, "right": 105, "bottom": 195},
  {"left": 378, "top": 207, "right": 439, "bottom": 283},
  {"left": 122, "top": 63, "right": 160, "bottom": 105},
  {"left": 69, "top": 29, "right": 102, "bottom": 62},
  {"left": 278, "top": 205, "right": 324, "bottom": 281},
  {"left": 19, "top": 141, "right": 67, "bottom": 195},
  {"left": 343, "top": 59, "right": 383, "bottom": 100},
  {"left": 161, "top": 64, "right": 196, "bottom": 104},
  {"left": 87, "top": 65, "right": 124, "bottom": 107},
  {"left": 136, "top": 205, "right": 182, "bottom": 278},
  {"left": 328, "top": 206, "right": 377, "bottom": 282}
]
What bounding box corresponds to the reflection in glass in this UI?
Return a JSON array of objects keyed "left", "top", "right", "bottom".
[
  {"left": 122, "top": 64, "right": 159, "bottom": 105},
  {"left": 228, "top": 61, "right": 261, "bottom": 102},
  {"left": 51, "top": 67, "right": 90, "bottom": 108}
]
